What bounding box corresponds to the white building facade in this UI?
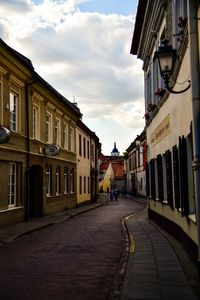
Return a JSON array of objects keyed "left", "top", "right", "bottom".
[{"left": 131, "top": 0, "right": 200, "bottom": 262}]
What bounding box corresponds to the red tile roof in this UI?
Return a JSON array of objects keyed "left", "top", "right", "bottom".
[
  {"left": 99, "top": 161, "right": 110, "bottom": 171},
  {"left": 111, "top": 161, "right": 125, "bottom": 178}
]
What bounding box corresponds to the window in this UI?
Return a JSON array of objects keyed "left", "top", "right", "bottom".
[
  {"left": 79, "top": 176, "right": 82, "bottom": 194},
  {"left": 79, "top": 134, "right": 82, "bottom": 156},
  {"left": 8, "top": 162, "right": 17, "bottom": 207},
  {"left": 56, "top": 166, "right": 61, "bottom": 195},
  {"left": 88, "top": 177, "right": 90, "bottom": 193},
  {"left": 46, "top": 113, "right": 52, "bottom": 144},
  {"left": 173, "top": 145, "right": 180, "bottom": 208},
  {"left": 46, "top": 165, "right": 52, "bottom": 196},
  {"left": 70, "top": 168, "right": 75, "bottom": 193},
  {"left": 83, "top": 138, "right": 86, "bottom": 157},
  {"left": 172, "top": 0, "right": 188, "bottom": 49},
  {"left": 33, "top": 105, "right": 39, "bottom": 140},
  {"left": 63, "top": 124, "right": 68, "bottom": 150},
  {"left": 150, "top": 159, "right": 155, "bottom": 199},
  {"left": 64, "top": 167, "right": 69, "bottom": 194},
  {"left": 91, "top": 144, "right": 94, "bottom": 161},
  {"left": 9, "top": 92, "right": 18, "bottom": 132},
  {"left": 157, "top": 154, "right": 164, "bottom": 202},
  {"left": 179, "top": 136, "right": 189, "bottom": 215},
  {"left": 84, "top": 176, "right": 86, "bottom": 193},
  {"left": 55, "top": 118, "right": 61, "bottom": 145},
  {"left": 145, "top": 71, "right": 152, "bottom": 108},
  {"left": 87, "top": 140, "right": 90, "bottom": 159},
  {"left": 69, "top": 127, "right": 74, "bottom": 152},
  {"left": 165, "top": 150, "right": 173, "bottom": 208}
]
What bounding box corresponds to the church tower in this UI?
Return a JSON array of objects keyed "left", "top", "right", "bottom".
[{"left": 111, "top": 142, "right": 120, "bottom": 156}]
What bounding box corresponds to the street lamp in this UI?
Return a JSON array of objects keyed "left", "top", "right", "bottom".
[{"left": 155, "top": 39, "right": 191, "bottom": 94}]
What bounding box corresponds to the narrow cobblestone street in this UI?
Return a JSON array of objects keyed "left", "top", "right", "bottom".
[{"left": 0, "top": 197, "right": 145, "bottom": 300}]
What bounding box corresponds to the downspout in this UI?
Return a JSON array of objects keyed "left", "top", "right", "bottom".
[
  {"left": 187, "top": 0, "right": 200, "bottom": 267},
  {"left": 25, "top": 80, "right": 36, "bottom": 221}
]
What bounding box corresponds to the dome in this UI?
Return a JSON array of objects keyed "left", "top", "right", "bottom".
[{"left": 111, "top": 142, "right": 120, "bottom": 156}]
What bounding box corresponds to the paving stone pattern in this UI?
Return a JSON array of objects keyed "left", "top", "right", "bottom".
[{"left": 120, "top": 209, "right": 197, "bottom": 300}]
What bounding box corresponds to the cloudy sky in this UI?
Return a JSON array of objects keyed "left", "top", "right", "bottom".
[{"left": 0, "top": 0, "right": 144, "bottom": 155}]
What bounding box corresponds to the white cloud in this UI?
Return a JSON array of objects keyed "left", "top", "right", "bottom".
[{"left": 0, "top": 0, "right": 144, "bottom": 154}]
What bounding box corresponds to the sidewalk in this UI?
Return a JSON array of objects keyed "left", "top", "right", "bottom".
[{"left": 119, "top": 205, "right": 200, "bottom": 300}]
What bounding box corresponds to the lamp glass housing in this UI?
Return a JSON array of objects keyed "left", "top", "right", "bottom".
[{"left": 155, "top": 40, "right": 176, "bottom": 79}]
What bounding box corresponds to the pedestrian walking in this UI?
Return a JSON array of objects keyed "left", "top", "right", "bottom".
[
  {"left": 113, "top": 189, "right": 118, "bottom": 201},
  {"left": 110, "top": 190, "right": 114, "bottom": 201}
]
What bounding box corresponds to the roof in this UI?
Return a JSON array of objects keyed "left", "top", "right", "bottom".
[
  {"left": 111, "top": 161, "right": 125, "bottom": 178},
  {"left": 76, "top": 119, "right": 99, "bottom": 143},
  {"left": 130, "top": 0, "right": 147, "bottom": 55},
  {"left": 100, "top": 161, "right": 110, "bottom": 171},
  {"left": 0, "top": 38, "right": 34, "bottom": 70}
]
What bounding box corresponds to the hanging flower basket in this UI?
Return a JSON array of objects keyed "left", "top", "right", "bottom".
[
  {"left": 147, "top": 103, "right": 157, "bottom": 112},
  {"left": 173, "top": 16, "right": 187, "bottom": 42},
  {"left": 155, "top": 88, "right": 165, "bottom": 98},
  {"left": 144, "top": 112, "right": 150, "bottom": 120}
]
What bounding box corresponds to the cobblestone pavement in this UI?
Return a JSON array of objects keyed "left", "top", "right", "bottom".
[{"left": 0, "top": 197, "right": 145, "bottom": 300}]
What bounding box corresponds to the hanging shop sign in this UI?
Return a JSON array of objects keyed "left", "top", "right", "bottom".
[{"left": 45, "top": 144, "right": 60, "bottom": 156}]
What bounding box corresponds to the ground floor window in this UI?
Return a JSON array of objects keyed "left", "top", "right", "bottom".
[
  {"left": 70, "top": 168, "right": 75, "bottom": 193},
  {"left": 8, "top": 162, "right": 17, "bottom": 207},
  {"left": 56, "top": 166, "right": 61, "bottom": 195},
  {"left": 79, "top": 176, "right": 82, "bottom": 194},
  {"left": 88, "top": 177, "right": 90, "bottom": 193},
  {"left": 148, "top": 134, "right": 194, "bottom": 216},
  {"left": 46, "top": 165, "right": 52, "bottom": 196},
  {"left": 64, "top": 167, "right": 69, "bottom": 194},
  {"left": 84, "top": 176, "right": 86, "bottom": 193}
]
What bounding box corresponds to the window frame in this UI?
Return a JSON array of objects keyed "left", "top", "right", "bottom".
[
  {"left": 69, "top": 127, "right": 75, "bottom": 152},
  {"left": 8, "top": 162, "right": 17, "bottom": 208},
  {"left": 9, "top": 91, "right": 18, "bottom": 132},
  {"left": 46, "top": 112, "right": 53, "bottom": 144},
  {"left": 33, "top": 104, "right": 40, "bottom": 140},
  {"left": 70, "top": 168, "right": 75, "bottom": 193},
  {"left": 56, "top": 166, "right": 61, "bottom": 196},
  {"left": 63, "top": 123, "right": 68, "bottom": 150},
  {"left": 46, "top": 164, "right": 52, "bottom": 196},
  {"left": 64, "top": 167, "right": 69, "bottom": 194},
  {"left": 55, "top": 118, "right": 61, "bottom": 146}
]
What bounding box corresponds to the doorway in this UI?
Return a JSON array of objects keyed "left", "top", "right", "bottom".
[{"left": 29, "top": 165, "right": 43, "bottom": 217}]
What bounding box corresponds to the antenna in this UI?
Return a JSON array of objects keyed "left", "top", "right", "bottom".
[{"left": 73, "top": 95, "right": 77, "bottom": 106}]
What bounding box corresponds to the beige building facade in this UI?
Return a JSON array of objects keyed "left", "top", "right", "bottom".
[
  {"left": 0, "top": 38, "right": 82, "bottom": 226},
  {"left": 76, "top": 120, "right": 100, "bottom": 205}
]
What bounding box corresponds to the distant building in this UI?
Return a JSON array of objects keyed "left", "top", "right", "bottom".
[
  {"left": 125, "top": 129, "right": 146, "bottom": 198},
  {"left": 111, "top": 142, "right": 120, "bottom": 156},
  {"left": 99, "top": 143, "right": 126, "bottom": 192},
  {"left": 76, "top": 120, "right": 100, "bottom": 206}
]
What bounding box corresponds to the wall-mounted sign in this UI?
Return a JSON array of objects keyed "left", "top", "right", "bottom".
[
  {"left": 45, "top": 144, "right": 60, "bottom": 156},
  {"left": 0, "top": 126, "right": 11, "bottom": 143},
  {"left": 150, "top": 114, "right": 170, "bottom": 146}
]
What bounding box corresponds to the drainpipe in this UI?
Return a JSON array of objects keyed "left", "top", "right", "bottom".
[
  {"left": 187, "top": 0, "right": 200, "bottom": 267},
  {"left": 25, "top": 80, "right": 36, "bottom": 221}
]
